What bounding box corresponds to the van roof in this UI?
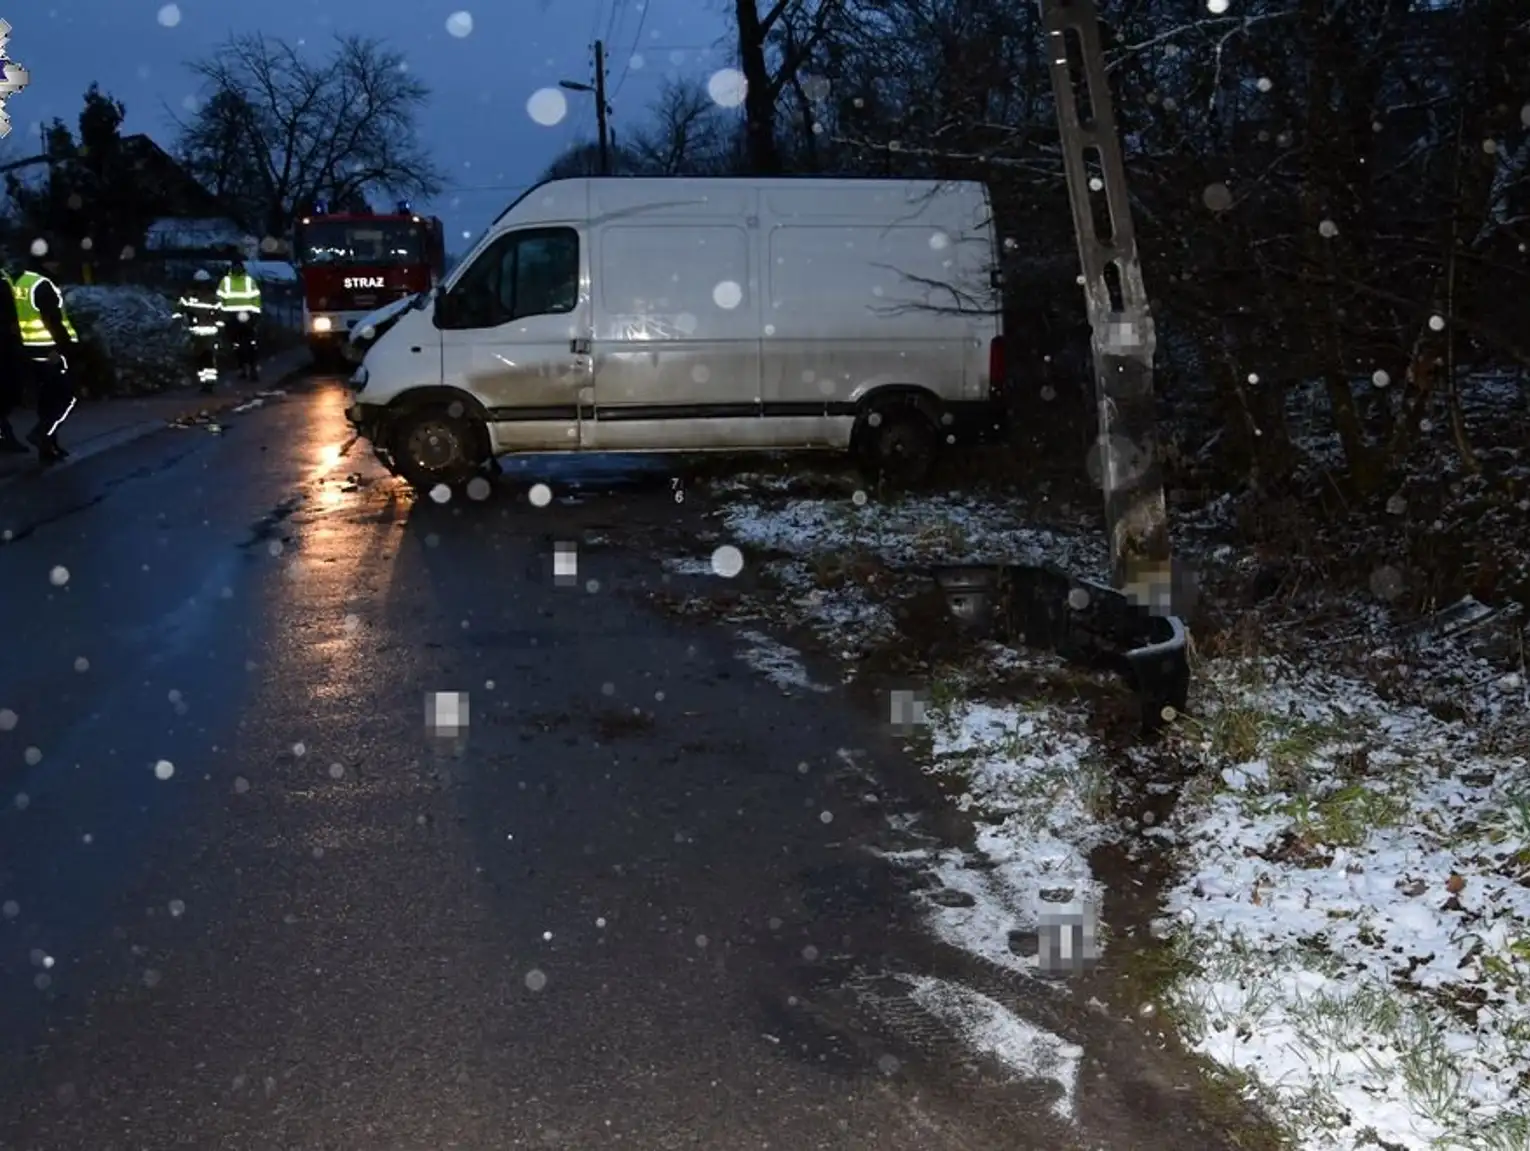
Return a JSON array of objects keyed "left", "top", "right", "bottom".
[{"left": 490, "top": 174, "right": 993, "bottom": 229}]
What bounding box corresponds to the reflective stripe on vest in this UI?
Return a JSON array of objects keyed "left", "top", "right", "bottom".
[
  {"left": 10, "top": 271, "right": 79, "bottom": 346},
  {"left": 217, "top": 273, "right": 262, "bottom": 312}
]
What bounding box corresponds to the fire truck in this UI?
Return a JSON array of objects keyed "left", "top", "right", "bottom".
[{"left": 291, "top": 201, "right": 446, "bottom": 367}]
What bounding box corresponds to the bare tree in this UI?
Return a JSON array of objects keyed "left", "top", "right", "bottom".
[
  {"left": 627, "top": 80, "right": 729, "bottom": 176},
  {"left": 732, "top": 0, "right": 845, "bottom": 174},
  {"left": 174, "top": 33, "right": 444, "bottom": 239}
]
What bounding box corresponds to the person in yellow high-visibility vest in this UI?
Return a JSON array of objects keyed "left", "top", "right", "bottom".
[
  {"left": 2, "top": 247, "right": 79, "bottom": 463},
  {"left": 216, "top": 256, "right": 262, "bottom": 381}
]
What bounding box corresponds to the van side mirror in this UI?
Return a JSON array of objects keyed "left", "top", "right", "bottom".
[{"left": 433, "top": 292, "right": 454, "bottom": 328}]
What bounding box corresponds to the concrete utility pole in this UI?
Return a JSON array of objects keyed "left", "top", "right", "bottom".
[
  {"left": 560, "top": 40, "right": 612, "bottom": 175},
  {"left": 1039, "top": 0, "right": 1174, "bottom": 613}
]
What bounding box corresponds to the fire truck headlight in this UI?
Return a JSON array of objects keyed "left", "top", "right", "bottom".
[{"left": 311, "top": 316, "right": 333, "bottom": 333}]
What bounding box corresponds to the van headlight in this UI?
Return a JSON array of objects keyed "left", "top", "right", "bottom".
[{"left": 311, "top": 316, "right": 333, "bottom": 333}]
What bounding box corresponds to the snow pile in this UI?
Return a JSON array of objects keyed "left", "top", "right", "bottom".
[
  {"left": 1159, "top": 657, "right": 1530, "bottom": 1150},
  {"left": 64, "top": 285, "right": 190, "bottom": 394}
]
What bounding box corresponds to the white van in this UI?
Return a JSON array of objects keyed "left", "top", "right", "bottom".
[{"left": 346, "top": 176, "right": 1007, "bottom": 493}]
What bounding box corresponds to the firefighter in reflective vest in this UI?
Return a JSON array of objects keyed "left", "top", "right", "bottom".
[
  {"left": 217, "top": 257, "right": 262, "bottom": 380},
  {"left": 3, "top": 250, "right": 79, "bottom": 464},
  {"left": 174, "top": 269, "right": 225, "bottom": 393}
]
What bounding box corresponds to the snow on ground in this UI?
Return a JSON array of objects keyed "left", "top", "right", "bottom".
[
  {"left": 905, "top": 698, "right": 1108, "bottom": 976},
  {"left": 733, "top": 628, "right": 833, "bottom": 694},
  {"left": 64, "top": 285, "right": 189, "bottom": 394},
  {"left": 903, "top": 974, "right": 1084, "bottom": 1121},
  {"left": 719, "top": 487, "right": 1107, "bottom": 575},
  {"left": 702, "top": 472, "right": 1530, "bottom": 1149},
  {"left": 1156, "top": 657, "right": 1530, "bottom": 1151}
]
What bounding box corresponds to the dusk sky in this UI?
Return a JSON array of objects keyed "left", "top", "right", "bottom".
[{"left": 3, "top": 0, "right": 735, "bottom": 246}]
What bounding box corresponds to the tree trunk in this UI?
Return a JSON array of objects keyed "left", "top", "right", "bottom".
[{"left": 734, "top": 0, "right": 781, "bottom": 174}]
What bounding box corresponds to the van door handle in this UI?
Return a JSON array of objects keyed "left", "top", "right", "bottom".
[{"left": 570, "top": 338, "right": 590, "bottom": 354}]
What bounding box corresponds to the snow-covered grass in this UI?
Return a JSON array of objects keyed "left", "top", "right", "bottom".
[
  {"left": 698, "top": 469, "right": 1530, "bottom": 1150},
  {"left": 1156, "top": 657, "right": 1530, "bottom": 1151},
  {"left": 64, "top": 285, "right": 190, "bottom": 394}
]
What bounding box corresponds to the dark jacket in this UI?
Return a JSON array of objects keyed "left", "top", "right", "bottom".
[{"left": 0, "top": 272, "right": 23, "bottom": 394}]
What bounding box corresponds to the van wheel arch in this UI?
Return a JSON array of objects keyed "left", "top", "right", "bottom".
[
  {"left": 385, "top": 390, "right": 494, "bottom": 493},
  {"left": 852, "top": 386, "right": 945, "bottom": 488}
]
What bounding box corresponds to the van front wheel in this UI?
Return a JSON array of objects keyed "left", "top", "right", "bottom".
[
  {"left": 391, "top": 405, "right": 489, "bottom": 494},
  {"left": 857, "top": 408, "right": 940, "bottom": 488}
]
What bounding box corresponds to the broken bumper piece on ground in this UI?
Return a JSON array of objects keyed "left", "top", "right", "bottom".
[{"left": 932, "top": 563, "right": 1189, "bottom": 732}]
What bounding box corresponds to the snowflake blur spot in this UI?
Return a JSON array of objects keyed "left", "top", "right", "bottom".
[
  {"left": 851, "top": 490, "right": 867, "bottom": 506},
  {"left": 712, "top": 280, "right": 743, "bottom": 309},
  {"left": 153, "top": 759, "right": 175, "bottom": 780},
  {"left": 23, "top": 746, "right": 40, "bottom": 766},
  {"left": 628, "top": 53, "right": 644, "bottom": 70},
  {"left": 706, "top": 68, "right": 747, "bottom": 108},
  {"left": 466, "top": 475, "right": 492, "bottom": 501},
  {"left": 528, "top": 482, "right": 553, "bottom": 507},
  {"left": 48, "top": 565, "right": 68, "bottom": 587},
  {"left": 867, "top": 411, "right": 882, "bottom": 428},
  {"left": 1482, "top": 138, "right": 1497, "bottom": 155},
  {"left": 445, "top": 11, "right": 473, "bottom": 37},
  {"left": 1, "top": 900, "right": 17, "bottom": 918},
  {"left": 13, "top": 793, "right": 27, "bottom": 810},
  {"left": 690, "top": 363, "right": 710, "bottom": 384},
  {"left": 1088, "top": 176, "right": 1104, "bottom": 192},
  {"left": 0, "top": 709, "right": 15, "bottom": 731},
  {"left": 1428, "top": 314, "right": 1445, "bottom": 331},
  {"left": 1040, "top": 384, "right": 1057, "bottom": 401},
  {"left": 1371, "top": 369, "right": 1390, "bottom": 388},
  {"left": 1318, "top": 219, "right": 1339, "bottom": 238},
  {"left": 328, "top": 762, "right": 345, "bottom": 779},
  {"left": 800, "top": 73, "right": 831, "bottom": 101},
  {"left": 156, "top": 3, "right": 180, "bottom": 26},
  {"left": 819, "top": 810, "right": 833, "bottom": 824},
  {"left": 169, "top": 899, "right": 185, "bottom": 917},
  {"left": 526, "top": 87, "right": 568, "bottom": 127},
  {"left": 1369, "top": 564, "right": 1404, "bottom": 601},
  {"left": 428, "top": 483, "right": 452, "bottom": 504},
  {"left": 1256, "top": 77, "right": 1273, "bottom": 92},
  {"left": 233, "top": 776, "right": 250, "bottom": 793},
  {"left": 929, "top": 230, "right": 950, "bottom": 250},
  {"left": 1247, "top": 372, "right": 1259, "bottom": 384},
  {"left": 292, "top": 742, "right": 307, "bottom": 757},
  {"left": 1067, "top": 587, "right": 1090, "bottom": 610},
  {"left": 524, "top": 968, "right": 548, "bottom": 992},
  {"left": 711, "top": 545, "right": 744, "bottom": 578},
  {"left": 1202, "top": 183, "right": 1233, "bottom": 212},
  {"left": 596, "top": 916, "right": 607, "bottom": 927},
  {"left": 696, "top": 934, "right": 708, "bottom": 948}
]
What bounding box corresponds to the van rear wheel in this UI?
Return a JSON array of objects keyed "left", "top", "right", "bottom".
[
  {"left": 392, "top": 405, "right": 490, "bottom": 495},
  {"left": 857, "top": 408, "right": 939, "bottom": 488}
]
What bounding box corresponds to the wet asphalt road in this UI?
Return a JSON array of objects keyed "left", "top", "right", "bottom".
[{"left": 0, "top": 378, "right": 1248, "bottom": 1150}]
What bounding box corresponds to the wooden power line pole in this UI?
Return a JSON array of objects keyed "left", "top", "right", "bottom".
[{"left": 594, "top": 39, "right": 610, "bottom": 176}]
